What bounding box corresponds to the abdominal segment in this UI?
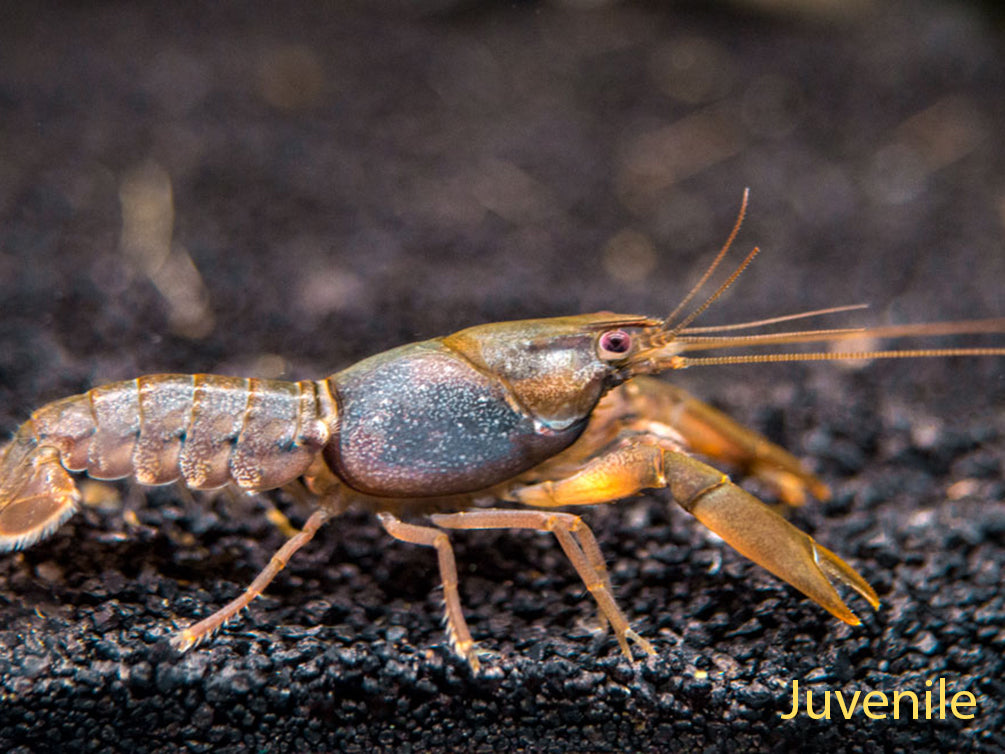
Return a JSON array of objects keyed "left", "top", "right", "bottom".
[{"left": 27, "top": 374, "right": 331, "bottom": 492}]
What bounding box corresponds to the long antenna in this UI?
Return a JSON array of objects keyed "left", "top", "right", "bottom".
[
  {"left": 664, "top": 246, "right": 760, "bottom": 338},
  {"left": 652, "top": 189, "right": 1005, "bottom": 369},
  {"left": 669, "top": 347, "right": 1005, "bottom": 369},
  {"left": 673, "top": 318, "right": 1005, "bottom": 353},
  {"left": 680, "top": 303, "right": 870, "bottom": 334}
]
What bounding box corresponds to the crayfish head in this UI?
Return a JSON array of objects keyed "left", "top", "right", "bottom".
[{"left": 441, "top": 312, "right": 662, "bottom": 431}]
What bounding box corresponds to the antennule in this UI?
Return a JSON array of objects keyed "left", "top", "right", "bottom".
[
  {"left": 664, "top": 246, "right": 760, "bottom": 339},
  {"left": 664, "top": 188, "right": 749, "bottom": 329}
]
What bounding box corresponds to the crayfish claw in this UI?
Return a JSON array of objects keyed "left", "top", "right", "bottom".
[{"left": 664, "top": 449, "right": 879, "bottom": 625}]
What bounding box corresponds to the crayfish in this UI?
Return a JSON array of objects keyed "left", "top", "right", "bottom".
[{"left": 2, "top": 191, "right": 1002, "bottom": 671}]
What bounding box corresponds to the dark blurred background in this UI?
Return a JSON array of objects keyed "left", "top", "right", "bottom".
[{"left": 0, "top": 2, "right": 1003, "bottom": 752}]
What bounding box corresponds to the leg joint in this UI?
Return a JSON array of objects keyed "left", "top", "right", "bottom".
[{"left": 678, "top": 477, "right": 731, "bottom": 513}]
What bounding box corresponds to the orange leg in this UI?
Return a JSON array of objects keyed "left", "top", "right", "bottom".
[
  {"left": 637, "top": 376, "right": 831, "bottom": 504},
  {"left": 171, "top": 508, "right": 331, "bottom": 651},
  {"left": 576, "top": 377, "right": 831, "bottom": 506},
  {"left": 511, "top": 437, "right": 878, "bottom": 626},
  {"left": 377, "top": 511, "right": 481, "bottom": 672},
  {"left": 430, "top": 509, "right": 654, "bottom": 660}
]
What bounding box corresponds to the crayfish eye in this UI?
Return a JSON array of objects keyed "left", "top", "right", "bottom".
[{"left": 597, "top": 329, "right": 633, "bottom": 360}]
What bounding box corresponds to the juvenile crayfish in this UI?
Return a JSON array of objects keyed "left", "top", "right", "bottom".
[{"left": 2, "top": 192, "right": 1002, "bottom": 670}]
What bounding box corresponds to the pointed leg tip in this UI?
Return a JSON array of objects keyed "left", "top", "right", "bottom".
[
  {"left": 452, "top": 637, "right": 482, "bottom": 674},
  {"left": 468, "top": 655, "right": 482, "bottom": 674},
  {"left": 170, "top": 622, "right": 220, "bottom": 653},
  {"left": 620, "top": 628, "right": 655, "bottom": 661},
  {"left": 169, "top": 630, "right": 197, "bottom": 653}
]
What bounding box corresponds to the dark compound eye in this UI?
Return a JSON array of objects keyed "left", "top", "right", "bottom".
[{"left": 598, "top": 329, "right": 632, "bottom": 359}]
